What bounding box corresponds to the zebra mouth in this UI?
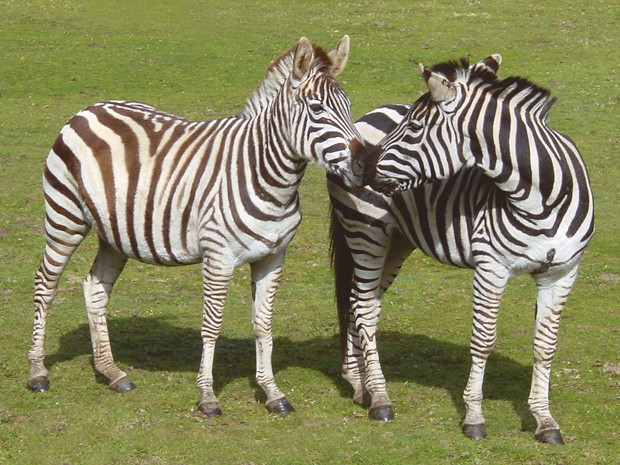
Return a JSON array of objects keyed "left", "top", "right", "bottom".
[{"left": 369, "top": 176, "right": 403, "bottom": 196}]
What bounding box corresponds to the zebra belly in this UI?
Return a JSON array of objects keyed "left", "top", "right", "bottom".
[
  {"left": 216, "top": 212, "right": 302, "bottom": 269},
  {"left": 87, "top": 218, "right": 203, "bottom": 266}
]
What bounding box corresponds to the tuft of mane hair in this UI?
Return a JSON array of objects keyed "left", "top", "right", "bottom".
[
  {"left": 427, "top": 57, "right": 556, "bottom": 119},
  {"left": 239, "top": 40, "right": 335, "bottom": 120}
]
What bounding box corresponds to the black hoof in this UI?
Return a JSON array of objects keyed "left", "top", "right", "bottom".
[
  {"left": 109, "top": 376, "right": 136, "bottom": 393},
  {"left": 462, "top": 423, "right": 487, "bottom": 440},
  {"left": 265, "top": 397, "right": 295, "bottom": 415},
  {"left": 27, "top": 376, "right": 50, "bottom": 392},
  {"left": 368, "top": 405, "right": 394, "bottom": 422},
  {"left": 535, "top": 429, "right": 564, "bottom": 445},
  {"left": 199, "top": 402, "right": 223, "bottom": 418}
]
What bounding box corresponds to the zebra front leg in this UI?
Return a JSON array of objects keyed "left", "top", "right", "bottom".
[
  {"left": 343, "top": 238, "right": 413, "bottom": 412},
  {"left": 83, "top": 240, "right": 131, "bottom": 392},
  {"left": 250, "top": 253, "right": 293, "bottom": 415},
  {"left": 196, "top": 255, "right": 233, "bottom": 417},
  {"left": 357, "top": 299, "right": 393, "bottom": 421},
  {"left": 461, "top": 264, "right": 509, "bottom": 440},
  {"left": 528, "top": 267, "right": 579, "bottom": 444},
  {"left": 342, "top": 319, "right": 370, "bottom": 408}
]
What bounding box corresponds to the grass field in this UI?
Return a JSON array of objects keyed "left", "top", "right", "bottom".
[{"left": 1, "top": 1, "right": 618, "bottom": 464}]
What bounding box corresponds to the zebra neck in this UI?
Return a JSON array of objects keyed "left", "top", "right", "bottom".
[
  {"left": 246, "top": 110, "right": 307, "bottom": 208},
  {"left": 472, "top": 125, "right": 591, "bottom": 227}
]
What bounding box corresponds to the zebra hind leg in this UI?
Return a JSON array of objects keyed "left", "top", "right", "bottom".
[
  {"left": 250, "top": 253, "right": 294, "bottom": 415},
  {"left": 528, "top": 268, "right": 579, "bottom": 445},
  {"left": 342, "top": 322, "right": 371, "bottom": 408},
  {"left": 355, "top": 236, "right": 414, "bottom": 421},
  {"left": 83, "top": 239, "right": 131, "bottom": 392},
  {"left": 28, "top": 219, "right": 89, "bottom": 392}
]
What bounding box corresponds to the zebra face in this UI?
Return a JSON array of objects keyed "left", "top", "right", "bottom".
[
  {"left": 366, "top": 55, "right": 503, "bottom": 196},
  {"left": 287, "top": 37, "right": 367, "bottom": 188},
  {"left": 366, "top": 95, "right": 463, "bottom": 196},
  {"left": 290, "top": 78, "right": 367, "bottom": 187}
]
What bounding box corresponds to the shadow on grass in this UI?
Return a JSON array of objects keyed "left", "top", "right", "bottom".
[{"left": 45, "top": 315, "right": 533, "bottom": 431}]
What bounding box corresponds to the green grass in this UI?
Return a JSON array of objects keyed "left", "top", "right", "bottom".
[{"left": 1, "top": 1, "right": 618, "bottom": 464}]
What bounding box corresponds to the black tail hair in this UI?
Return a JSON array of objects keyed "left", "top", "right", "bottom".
[{"left": 329, "top": 203, "right": 354, "bottom": 361}]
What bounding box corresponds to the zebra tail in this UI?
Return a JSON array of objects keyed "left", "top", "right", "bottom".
[{"left": 329, "top": 203, "right": 354, "bottom": 362}]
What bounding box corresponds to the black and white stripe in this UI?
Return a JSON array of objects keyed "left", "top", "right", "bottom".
[
  {"left": 29, "top": 36, "right": 366, "bottom": 417},
  {"left": 328, "top": 55, "right": 594, "bottom": 443}
]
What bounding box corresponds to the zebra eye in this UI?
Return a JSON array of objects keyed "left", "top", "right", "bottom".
[{"left": 309, "top": 101, "right": 325, "bottom": 114}]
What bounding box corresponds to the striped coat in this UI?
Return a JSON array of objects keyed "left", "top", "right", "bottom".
[
  {"left": 29, "top": 36, "right": 366, "bottom": 417},
  {"left": 329, "top": 55, "right": 594, "bottom": 443}
]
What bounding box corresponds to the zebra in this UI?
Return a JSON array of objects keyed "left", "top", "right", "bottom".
[
  {"left": 28, "top": 35, "right": 368, "bottom": 418},
  {"left": 328, "top": 55, "right": 594, "bottom": 444}
]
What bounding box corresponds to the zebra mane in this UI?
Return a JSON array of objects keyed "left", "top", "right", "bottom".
[
  {"left": 239, "top": 41, "right": 334, "bottom": 119},
  {"left": 429, "top": 58, "right": 556, "bottom": 119}
]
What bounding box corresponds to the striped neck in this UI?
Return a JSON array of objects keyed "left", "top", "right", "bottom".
[
  {"left": 466, "top": 95, "right": 593, "bottom": 235},
  {"left": 244, "top": 80, "right": 307, "bottom": 209}
]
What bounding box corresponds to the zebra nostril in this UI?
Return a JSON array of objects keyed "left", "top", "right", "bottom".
[
  {"left": 352, "top": 158, "right": 364, "bottom": 177},
  {"left": 349, "top": 138, "right": 368, "bottom": 177}
]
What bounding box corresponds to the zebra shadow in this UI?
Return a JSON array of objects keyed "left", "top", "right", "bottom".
[{"left": 45, "top": 316, "right": 534, "bottom": 431}]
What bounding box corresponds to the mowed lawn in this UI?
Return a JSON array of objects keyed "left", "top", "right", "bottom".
[{"left": 1, "top": 1, "right": 618, "bottom": 464}]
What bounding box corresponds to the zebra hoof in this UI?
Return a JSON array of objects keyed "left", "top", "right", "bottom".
[
  {"left": 109, "top": 376, "right": 136, "bottom": 393},
  {"left": 535, "top": 429, "right": 564, "bottom": 445},
  {"left": 27, "top": 376, "right": 50, "bottom": 392},
  {"left": 199, "top": 402, "right": 223, "bottom": 418},
  {"left": 462, "top": 423, "right": 487, "bottom": 440},
  {"left": 265, "top": 397, "right": 295, "bottom": 415},
  {"left": 368, "top": 405, "right": 394, "bottom": 422}
]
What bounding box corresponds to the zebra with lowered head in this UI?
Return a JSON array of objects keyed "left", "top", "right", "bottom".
[
  {"left": 329, "top": 55, "right": 594, "bottom": 443},
  {"left": 28, "top": 35, "right": 367, "bottom": 417}
]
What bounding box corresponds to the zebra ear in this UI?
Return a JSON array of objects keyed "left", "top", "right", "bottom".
[
  {"left": 475, "top": 54, "right": 502, "bottom": 74},
  {"left": 425, "top": 71, "right": 457, "bottom": 103},
  {"left": 327, "top": 35, "right": 350, "bottom": 76},
  {"left": 293, "top": 37, "right": 315, "bottom": 80}
]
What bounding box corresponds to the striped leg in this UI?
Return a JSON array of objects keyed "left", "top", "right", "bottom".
[
  {"left": 344, "top": 233, "right": 413, "bottom": 420},
  {"left": 28, "top": 213, "right": 88, "bottom": 392},
  {"left": 196, "top": 254, "right": 234, "bottom": 417},
  {"left": 462, "top": 264, "right": 509, "bottom": 440},
  {"left": 83, "top": 240, "right": 130, "bottom": 392},
  {"left": 250, "top": 251, "right": 293, "bottom": 414},
  {"left": 342, "top": 313, "right": 368, "bottom": 408},
  {"left": 529, "top": 267, "right": 579, "bottom": 444},
  {"left": 347, "top": 250, "right": 392, "bottom": 420}
]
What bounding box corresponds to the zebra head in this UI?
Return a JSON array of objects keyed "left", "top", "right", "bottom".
[
  {"left": 366, "top": 54, "right": 503, "bottom": 195},
  {"left": 287, "top": 36, "right": 367, "bottom": 187}
]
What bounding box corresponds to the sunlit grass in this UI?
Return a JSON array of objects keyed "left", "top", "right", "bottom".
[{"left": 1, "top": 1, "right": 618, "bottom": 464}]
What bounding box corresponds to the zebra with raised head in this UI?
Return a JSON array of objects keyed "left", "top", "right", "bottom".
[
  {"left": 28, "top": 35, "right": 367, "bottom": 417},
  {"left": 328, "top": 55, "right": 594, "bottom": 443}
]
